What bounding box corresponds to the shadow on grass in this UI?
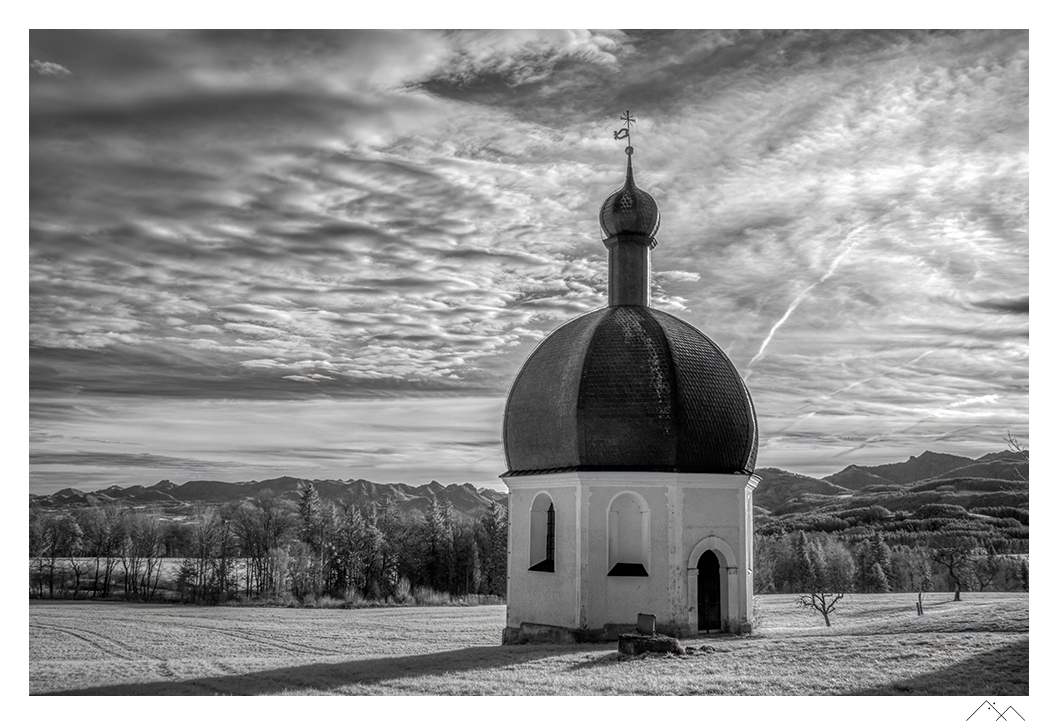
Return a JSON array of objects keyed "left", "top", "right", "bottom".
[
  {"left": 36, "top": 645, "right": 570, "bottom": 696},
  {"left": 565, "top": 651, "right": 622, "bottom": 670},
  {"left": 844, "top": 639, "right": 1028, "bottom": 696},
  {"left": 563, "top": 638, "right": 734, "bottom": 671}
]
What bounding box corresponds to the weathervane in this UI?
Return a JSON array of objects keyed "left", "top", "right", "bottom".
[{"left": 613, "top": 110, "right": 635, "bottom": 154}]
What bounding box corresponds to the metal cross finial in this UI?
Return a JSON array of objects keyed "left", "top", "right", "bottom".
[{"left": 613, "top": 110, "right": 636, "bottom": 146}]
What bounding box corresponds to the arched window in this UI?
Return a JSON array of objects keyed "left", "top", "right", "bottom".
[
  {"left": 529, "top": 493, "right": 555, "bottom": 572},
  {"left": 607, "top": 492, "right": 649, "bottom": 577}
]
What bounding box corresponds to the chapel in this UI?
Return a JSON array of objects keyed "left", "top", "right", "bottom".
[{"left": 501, "top": 116, "right": 760, "bottom": 643}]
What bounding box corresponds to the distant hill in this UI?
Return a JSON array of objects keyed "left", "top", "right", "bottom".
[
  {"left": 823, "top": 450, "right": 1028, "bottom": 491},
  {"left": 752, "top": 450, "right": 1029, "bottom": 548},
  {"left": 768, "top": 477, "right": 1028, "bottom": 519},
  {"left": 753, "top": 468, "right": 851, "bottom": 512},
  {"left": 751, "top": 447, "right": 1028, "bottom": 539},
  {"left": 824, "top": 465, "right": 898, "bottom": 491},
  {"left": 910, "top": 476, "right": 1029, "bottom": 494},
  {"left": 848, "top": 451, "right": 977, "bottom": 485},
  {"left": 29, "top": 477, "right": 508, "bottom": 523},
  {"left": 925, "top": 454, "right": 1028, "bottom": 483}
]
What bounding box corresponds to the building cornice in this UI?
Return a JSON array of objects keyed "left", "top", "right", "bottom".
[{"left": 502, "top": 470, "right": 755, "bottom": 490}]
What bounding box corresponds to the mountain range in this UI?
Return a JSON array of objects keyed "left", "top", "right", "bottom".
[
  {"left": 822, "top": 450, "right": 1027, "bottom": 489},
  {"left": 29, "top": 448, "right": 1028, "bottom": 522},
  {"left": 30, "top": 476, "right": 508, "bottom": 523},
  {"left": 753, "top": 449, "right": 1027, "bottom": 517}
]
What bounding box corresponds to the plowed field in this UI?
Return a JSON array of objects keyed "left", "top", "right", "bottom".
[{"left": 29, "top": 592, "right": 1028, "bottom": 697}]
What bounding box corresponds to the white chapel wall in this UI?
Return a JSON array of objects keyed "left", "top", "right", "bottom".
[
  {"left": 504, "top": 479, "right": 580, "bottom": 630},
  {"left": 504, "top": 471, "right": 755, "bottom": 636}
]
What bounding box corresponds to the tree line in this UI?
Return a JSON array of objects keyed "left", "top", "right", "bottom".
[
  {"left": 755, "top": 529, "right": 1028, "bottom": 625},
  {"left": 30, "top": 490, "right": 1028, "bottom": 609},
  {"left": 29, "top": 485, "right": 509, "bottom": 606}
]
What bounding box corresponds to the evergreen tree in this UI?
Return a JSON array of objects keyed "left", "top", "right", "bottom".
[
  {"left": 368, "top": 495, "right": 403, "bottom": 598},
  {"left": 806, "top": 539, "right": 827, "bottom": 591},
  {"left": 820, "top": 537, "right": 855, "bottom": 592},
  {"left": 479, "top": 501, "right": 508, "bottom": 597},
  {"left": 361, "top": 514, "right": 388, "bottom": 600},
  {"left": 752, "top": 534, "right": 778, "bottom": 594},
  {"left": 423, "top": 496, "right": 456, "bottom": 592},
  {"left": 868, "top": 562, "right": 890, "bottom": 592},
  {"left": 330, "top": 502, "right": 370, "bottom": 598},
  {"left": 298, "top": 483, "right": 338, "bottom": 597},
  {"left": 299, "top": 483, "right": 324, "bottom": 554},
  {"left": 466, "top": 538, "right": 483, "bottom": 594},
  {"left": 868, "top": 532, "right": 894, "bottom": 589},
  {"left": 791, "top": 532, "right": 822, "bottom": 592}
]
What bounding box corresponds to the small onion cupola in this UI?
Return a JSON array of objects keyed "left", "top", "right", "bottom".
[
  {"left": 599, "top": 147, "right": 660, "bottom": 240},
  {"left": 598, "top": 111, "right": 661, "bottom": 307}
]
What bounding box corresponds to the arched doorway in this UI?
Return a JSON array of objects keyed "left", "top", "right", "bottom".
[
  {"left": 697, "top": 551, "right": 722, "bottom": 631},
  {"left": 687, "top": 536, "right": 736, "bottom": 634}
]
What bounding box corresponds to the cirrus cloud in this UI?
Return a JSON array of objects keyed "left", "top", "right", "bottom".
[{"left": 29, "top": 30, "right": 1028, "bottom": 491}]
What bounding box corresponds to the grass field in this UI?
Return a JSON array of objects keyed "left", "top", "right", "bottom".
[{"left": 29, "top": 591, "right": 1028, "bottom": 696}]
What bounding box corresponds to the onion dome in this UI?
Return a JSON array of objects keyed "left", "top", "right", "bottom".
[
  {"left": 502, "top": 305, "right": 758, "bottom": 476},
  {"left": 502, "top": 114, "right": 757, "bottom": 478},
  {"left": 599, "top": 148, "right": 660, "bottom": 239}
]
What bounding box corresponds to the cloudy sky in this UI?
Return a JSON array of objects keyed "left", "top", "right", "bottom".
[{"left": 28, "top": 29, "right": 1029, "bottom": 495}]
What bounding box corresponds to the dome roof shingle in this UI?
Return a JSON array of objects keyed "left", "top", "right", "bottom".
[{"left": 502, "top": 305, "right": 758, "bottom": 476}]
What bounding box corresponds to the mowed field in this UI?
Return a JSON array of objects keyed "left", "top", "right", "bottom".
[{"left": 29, "top": 592, "right": 1028, "bottom": 696}]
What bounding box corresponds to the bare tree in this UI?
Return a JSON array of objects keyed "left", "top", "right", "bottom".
[
  {"left": 39, "top": 513, "right": 83, "bottom": 597},
  {"left": 185, "top": 507, "right": 237, "bottom": 603},
  {"left": 799, "top": 590, "right": 845, "bottom": 627},
  {"left": 68, "top": 544, "right": 91, "bottom": 598},
  {"left": 907, "top": 546, "right": 933, "bottom": 615},
  {"left": 972, "top": 543, "right": 1002, "bottom": 592},
  {"left": 29, "top": 509, "right": 50, "bottom": 597},
  {"left": 78, "top": 504, "right": 124, "bottom": 598},
  {"left": 125, "top": 510, "right": 165, "bottom": 601},
  {"left": 797, "top": 538, "right": 853, "bottom": 627},
  {"left": 234, "top": 497, "right": 295, "bottom": 598},
  {"left": 1003, "top": 431, "right": 1029, "bottom": 481},
  {"left": 930, "top": 535, "right": 975, "bottom": 601}
]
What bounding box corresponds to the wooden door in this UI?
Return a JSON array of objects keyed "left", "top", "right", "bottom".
[{"left": 697, "top": 551, "right": 721, "bottom": 631}]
